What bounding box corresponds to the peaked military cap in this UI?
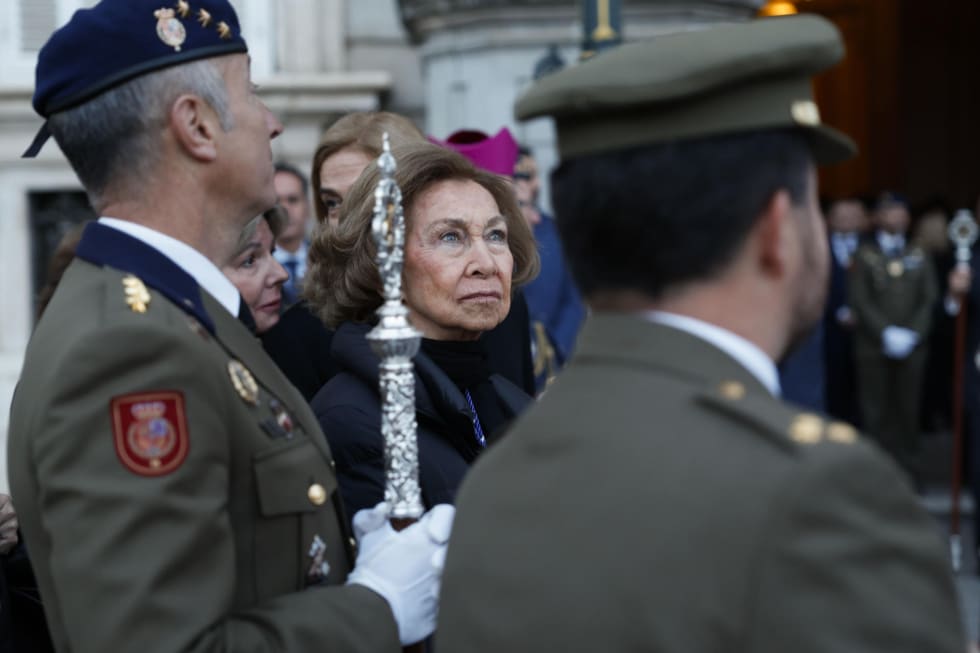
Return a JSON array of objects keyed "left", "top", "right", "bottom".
[
  {"left": 24, "top": 0, "right": 247, "bottom": 157},
  {"left": 515, "top": 15, "right": 856, "bottom": 164}
]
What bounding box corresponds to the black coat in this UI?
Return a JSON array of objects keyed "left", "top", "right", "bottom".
[
  {"left": 311, "top": 322, "right": 531, "bottom": 519},
  {"left": 263, "top": 293, "right": 536, "bottom": 401}
]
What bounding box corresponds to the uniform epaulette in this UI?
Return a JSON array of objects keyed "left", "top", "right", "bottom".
[
  {"left": 695, "top": 379, "right": 859, "bottom": 452},
  {"left": 122, "top": 274, "right": 151, "bottom": 314}
]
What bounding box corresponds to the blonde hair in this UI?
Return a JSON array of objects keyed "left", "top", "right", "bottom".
[{"left": 311, "top": 111, "right": 426, "bottom": 223}]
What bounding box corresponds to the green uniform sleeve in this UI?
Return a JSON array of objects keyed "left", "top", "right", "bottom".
[
  {"left": 747, "top": 442, "right": 964, "bottom": 653},
  {"left": 29, "top": 321, "right": 399, "bottom": 653},
  {"left": 908, "top": 253, "right": 938, "bottom": 337}
]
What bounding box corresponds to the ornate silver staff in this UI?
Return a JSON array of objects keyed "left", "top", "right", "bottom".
[
  {"left": 366, "top": 133, "right": 424, "bottom": 524},
  {"left": 947, "top": 209, "right": 978, "bottom": 572}
]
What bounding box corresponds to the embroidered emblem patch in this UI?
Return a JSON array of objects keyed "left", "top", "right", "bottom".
[
  {"left": 154, "top": 8, "right": 186, "bottom": 51},
  {"left": 111, "top": 391, "right": 189, "bottom": 476}
]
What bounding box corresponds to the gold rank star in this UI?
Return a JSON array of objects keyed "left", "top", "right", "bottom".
[{"left": 122, "top": 275, "right": 151, "bottom": 314}]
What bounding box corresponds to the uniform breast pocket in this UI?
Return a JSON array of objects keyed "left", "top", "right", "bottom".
[{"left": 253, "top": 437, "right": 340, "bottom": 598}]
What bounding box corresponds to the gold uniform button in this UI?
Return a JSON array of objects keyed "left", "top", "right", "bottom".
[
  {"left": 789, "top": 413, "right": 824, "bottom": 444},
  {"left": 307, "top": 483, "right": 327, "bottom": 506},
  {"left": 827, "top": 421, "right": 858, "bottom": 444},
  {"left": 718, "top": 380, "right": 746, "bottom": 400}
]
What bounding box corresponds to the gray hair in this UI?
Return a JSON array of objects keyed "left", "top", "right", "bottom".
[{"left": 48, "top": 58, "right": 233, "bottom": 210}]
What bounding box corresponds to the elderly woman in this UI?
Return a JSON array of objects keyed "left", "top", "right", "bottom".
[
  {"left": 223, "top": 208, "right": 289, "bottom": 334},
  {"left": 263, "top": 110, "right": 537, "bottom": 398},
  {"left": 307, "top": 142, "right": 539, "bottom": 516}
]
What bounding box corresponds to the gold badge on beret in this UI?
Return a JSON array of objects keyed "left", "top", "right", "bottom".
[
  {"left": 227, "top": 360, "right": 259, "bottom": 405},
  {"left": 122, "top": 275, "right": 151, "bottom": 314},
  {"left": 154, "top": 8, "right": 186, "bottom": 52},
  {"left": 175, "top": 0, "right": 190, "bottom": 18},
  {"left": 216, "top": 21, "right": 232, "bottom": 39},
  {"left": 197, "top": 8, "right": 212, "bottom": 27}
]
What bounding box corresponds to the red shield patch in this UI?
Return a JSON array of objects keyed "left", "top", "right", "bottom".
[{"left": 110, "top": 391, "right": 189, "bottom": 476}]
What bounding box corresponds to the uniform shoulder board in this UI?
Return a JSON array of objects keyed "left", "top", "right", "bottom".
[{"left": 696, "top": 380, "right": 859, "bottom": 452}]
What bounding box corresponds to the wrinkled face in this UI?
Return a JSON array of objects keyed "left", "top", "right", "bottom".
[
  {"left": 217, "top": 54, "right": 283, "bottom": 221},
  {"left": 223, "top": 219, "right": 289, "bottom": 334},
  {"left": 273, "top": 171, "right": 309, "bottom": 247},
  {"left": 786, "top": 166, "right": 829, "bottom": 354},
  {"left": 318, "top": 146, "right": 374, "bottom": 227},
  {"left": 403, "top": 179, "right": 514, "bottom": 341}
]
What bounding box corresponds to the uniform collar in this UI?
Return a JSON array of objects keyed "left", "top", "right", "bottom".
[
  {"left": 75, "top": 221, "right": 222, "bottom": 334},
  {"left": 100, "top": 217, "right": 240, "bottom": 316},
  {"left": 642, "top": 310, "right": 781, "bottom": 396}
]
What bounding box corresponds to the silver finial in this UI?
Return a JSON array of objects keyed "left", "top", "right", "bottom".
[{"left": 366, "top": 132, "right": 424, "bottom": 520}]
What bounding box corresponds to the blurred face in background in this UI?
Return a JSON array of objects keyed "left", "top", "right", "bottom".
[
  {"left": 826, "top": 199, "right": 866, "bottom": 234},
  {"left": 273, "top": 170, "right": 310, "bottom": 251},
  {"left": 223, "top": 218, "right": 289, "bottom": 333},
  {"left": 318, "top": 146, "right": 374, "bottom": 228},
  {"left": 513, "top": 153, "right": 541, "bottom": 226},
  {"left": 876, "top": 204, "right": 911, "bottom": 235}
]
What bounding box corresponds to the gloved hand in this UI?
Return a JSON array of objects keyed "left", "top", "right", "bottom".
[
  {"left": 346, "top": 502, "right": 455, "bottom": 645},
  {"left": 881, "top": 325, "right": 919, "bottom": 359}
]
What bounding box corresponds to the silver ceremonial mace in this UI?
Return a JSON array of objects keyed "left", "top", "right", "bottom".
[
  {"left": 366, "top": 133, "right": 425, "bottom": 526},
  {"left": 947, "top": 209, "right": 978, "bottom": 573}
]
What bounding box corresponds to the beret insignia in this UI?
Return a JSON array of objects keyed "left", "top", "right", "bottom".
[{"left": 154, "top": 8, "right": 186, "bottom": 52}]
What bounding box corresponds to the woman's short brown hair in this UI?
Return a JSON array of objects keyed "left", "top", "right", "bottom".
[
  {"left": 310, "top": 111, "right": 426, "bottom": 224},
  {"left": 306, "top": 141, "right": 540, "bottom": 328}
]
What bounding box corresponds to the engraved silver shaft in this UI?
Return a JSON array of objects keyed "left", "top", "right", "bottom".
[{"left": 366, "top": 133, "right": 424, "bottom": 520}]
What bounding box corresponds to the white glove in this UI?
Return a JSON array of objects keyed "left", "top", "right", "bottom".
[
  {"left": 882, "top": 325, "right": 919, "bottom": 359},
  {"left": 346, "top": 502, "right": 455, "bottom": 645}
]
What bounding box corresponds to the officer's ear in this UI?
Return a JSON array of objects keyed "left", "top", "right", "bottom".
[
  {"left": 168, "top": 94, "right": 220, "bottom": 162},
  {"left": 754, "top": 188, "right": 793, "bottom": 278}
]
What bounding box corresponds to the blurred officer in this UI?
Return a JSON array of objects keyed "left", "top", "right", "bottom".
[
  {"left": 850, "top": 192, "right": 937, "bottom": 475},
  {"left": 437, "top": 16, "right": 963, "bottom": 653},
  {"left": 10, "top": 1, "right": 451, "bottom": 651},
  {"left": 272, "top": 161, "right": 312, "bottom": 306},
  {"left": 823, "top": 197, "right": 867, "bottom": 425}
]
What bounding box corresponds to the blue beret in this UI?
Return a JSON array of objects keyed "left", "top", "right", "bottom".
[{"left": 25, "top": 0, "right": 247, "bottom": 157}]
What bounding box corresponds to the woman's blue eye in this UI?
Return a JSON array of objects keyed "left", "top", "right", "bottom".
[
  {"left": 487, "top": 229, "right": 507, "bottom": 242},
  {"left": 241, "top": 255, "right": 257, "bottom": 268},
  {"left": 440, "top": 231, "right": 462, "bottom": 242}
]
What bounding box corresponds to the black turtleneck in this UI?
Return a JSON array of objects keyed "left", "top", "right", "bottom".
[{"left": 420, "top": 338, "right": 508, "bottom": 441}]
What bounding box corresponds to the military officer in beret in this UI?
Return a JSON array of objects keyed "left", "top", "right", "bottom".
[
  {"left": 437, "top": 15, "right": 963, "bottom": 653},
  {"left": 9, "top": 1, "right": 452, "bottom": 651},
  {"left": 850, "top": 191, "right": 938, "bottom": 476}
]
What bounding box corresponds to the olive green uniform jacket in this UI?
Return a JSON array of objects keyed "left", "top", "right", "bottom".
[
  {"left": 849, "top": 240, "right": 937, "bottom": 462},
  {"left": 437, "top": 314, "right": 963, "bottom": 652},
  {"left": 8, "top": 224, "right": 399, "bottom": 652}
]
